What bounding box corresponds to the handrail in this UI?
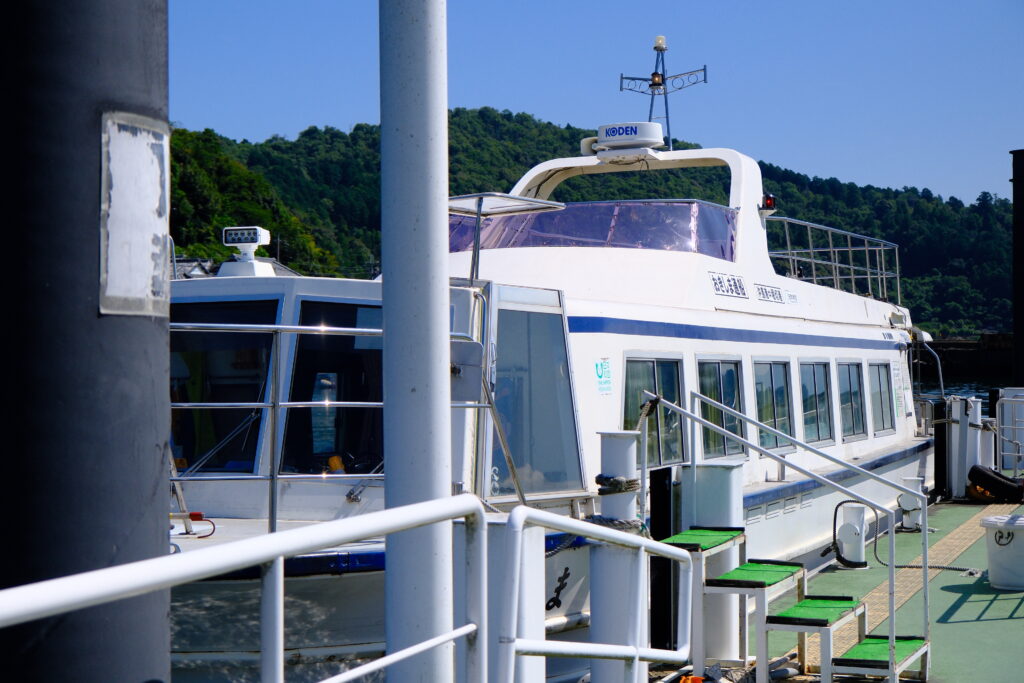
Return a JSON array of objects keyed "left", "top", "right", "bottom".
[
  {"left": 766, "top": 216, "right": 901, "bottom": 304},
  {"left": 0, "top": 494, "right": 488, "bottom": 683},
  {"left": 996, "top": 396, "right": 1024, "bottom": 478},
  {"left": 644, "top": 389, "right": 930, "bottom": 675},
  {"left": 687, "top": 391, "right": 928, "bottom": 501},
  {"left": 497, "top": 506, "right": 693, "bottom": 682},
  {"left": 169, "top": 320, "right": 491, "bottom": 523}
]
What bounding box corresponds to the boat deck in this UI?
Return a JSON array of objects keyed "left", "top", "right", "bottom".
[{"left": 757, "top": 499, "right": 1023, "bottom": 682}]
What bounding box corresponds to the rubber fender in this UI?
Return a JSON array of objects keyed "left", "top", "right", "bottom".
[{"left": 967, "top": 465, "right": 1024, "bottom": 503}]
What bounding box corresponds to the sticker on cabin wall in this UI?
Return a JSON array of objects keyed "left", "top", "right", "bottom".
[
  {"left": 99, "top": 111, "right": 170, "bottom": 317},
  {"left": 892, "top": 362, "right": 905, "bottom": 415},
  {"left": 709, "top": 272, "right": 748, "bottom": 298},
  {"left": 754, "top": 284, "right": 784, "bottom": 303},
  {"left": 595, "top": 357, "right": 613, "bottom": 395},
  {"left": 786, "top": 291, "right": 798, "bottom": 304}
]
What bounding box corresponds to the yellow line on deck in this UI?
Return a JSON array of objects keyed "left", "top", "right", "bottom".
[{"left": 802, "top": 502, "right": 1018, "bottom": 662}]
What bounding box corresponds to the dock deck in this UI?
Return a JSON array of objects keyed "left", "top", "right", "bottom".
[
  {"left": 651, "top": 500, "right": 1024, "bottom": 681},
  {"left": 758, "top": 500, "right": 1024, "bottom": 682}
]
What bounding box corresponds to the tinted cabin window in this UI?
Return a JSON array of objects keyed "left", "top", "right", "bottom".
[
  {"left": 800, "top": 362, "right": 834, "bottom": 443},
  {"left": 490, "top": 309, "right": 583, "bottom": 495},
  {"left": 698, "top": 360, "right": 744, "bottom": 457},
  {"left": 870, "top": 363, "right": 895, "bottom": 432},
  {"left": 837, "top": 363, "right": 867, "bottom": 438},
  {"left": 754, "top": 361, "right": 793, "bottom": 449},
  {"left": 281, "top": 301, "right": 383, "bottom": 474},
  {"left": 170, "top": 300, "right": 277, "bottom": 473},
  {"left": 623, "top": 359, "right": 684, "bottom": 465}
]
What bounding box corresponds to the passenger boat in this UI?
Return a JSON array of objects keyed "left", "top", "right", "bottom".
[{"left": 167, "top": 121, "right": 937, "bottom": 681}]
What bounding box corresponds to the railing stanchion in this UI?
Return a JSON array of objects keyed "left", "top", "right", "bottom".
[
  {"left": 921, "top": 500, "right": 930, "bottom": 641},
  {"left": 260, "top": 556, "right": 285, "bottom": 683},
  {"left": 268, "top": 329, "right": 281, "bottom": 533}
]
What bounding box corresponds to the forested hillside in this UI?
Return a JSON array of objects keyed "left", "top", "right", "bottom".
[{"left": 169, "top": 107, "right": 1013, "bottom": 337}]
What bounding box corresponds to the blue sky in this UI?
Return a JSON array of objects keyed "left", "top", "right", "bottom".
[{"left": 170, "top": 0, "right": 1022, "bottom": 204}]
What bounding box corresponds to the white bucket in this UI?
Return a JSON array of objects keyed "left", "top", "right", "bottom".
[{"left": 981, "top": 514, "right": 1024, "bottom": 591}]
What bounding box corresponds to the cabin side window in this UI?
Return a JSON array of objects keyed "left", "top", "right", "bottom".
[
  {"left": 280, "top": 301, "right": 383, "bottom": 475},
  {"left": 837, "top": 362, "right": 867, "bottom": 439},
  {"left": 698, "top": 360, "right": 744, "bottom": 457},
  {"left": 800, "top": 362, "right": 834, "bottom": 443},
  {"left": 753, "top": 361, "right": 793, "bottom": 449},
  {"left": 869, "top": 363, "right": 896, "bottom": 433},
  {"left": 490, "top": 309, "right": 583, "bottom": 495},
  {"left": 623, "top": 359, "right": 684, "bottom": 465},
  {"left": 170, "top": 300, "right": 278, "bottom": 474}
]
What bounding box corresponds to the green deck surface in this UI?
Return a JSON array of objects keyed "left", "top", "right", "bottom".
[
  {"left": 772, "top": 598, "right": 858, "bottom": 625},
  {"left": 711, "top": 561, "right": 800, "bottom": 586},
  {"left": 661, "top": 528, "right": 742, "bottom": 550},
  {"left": 836, "top": 635, "right": 926, "bottom": 664},
  {"left": 757, "top": 501, "right": 1024, "bottom": 682}
]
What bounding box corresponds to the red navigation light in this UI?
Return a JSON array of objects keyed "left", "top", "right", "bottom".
[{"left": 762, "top": 193, "right": 776, "bottom": 210}]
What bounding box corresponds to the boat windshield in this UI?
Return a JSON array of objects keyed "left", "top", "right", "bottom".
[
  {"left": 450, "top": 200, "right": 737, "bottom": 261},
  {"left": 170, "top": 300, "right": 278, "bottom": 474}
]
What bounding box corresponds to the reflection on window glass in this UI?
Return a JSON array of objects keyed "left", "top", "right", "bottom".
[
  {"left": 281, "top": 302, "right": 383, "bottom": 474},
  {"left": 170, "top": 300, "right": 277, "bottom": 474},
  {"left": 800, "top": 362, "right": 833, "bottom": 443},
  {"left": 449, "top": 200, "right": 737, "bottom": 262},
  {"left": 698, "top": 360, "right": 744, "bottom": 457},
  {"left": 754, "top": 362, "right": 792, "bottom": 449},
  {"left": 870, "top": 363, "right": 895, "bottom": 432},
  {"left": 491, "top": 310, "right": 582, "bottom": 496},
  {"left": 623, "top": 360, "right": 684, "bottom": 466},
  {"left": 838, "top": 363, "right": 866, "bottom": 437}
]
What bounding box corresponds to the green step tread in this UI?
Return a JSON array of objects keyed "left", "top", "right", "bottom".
[
  {"left": 661, "top": 528, "right": 742, "bottom": 550},
  {"left": 834, "top": 635, "right": 928, "bottom": 667},
  {"left": 707, "top": 561, "right": 802, "bottom": 587},
  {"left": 769, "top": 597, "right": 859, "bottom": 626}
]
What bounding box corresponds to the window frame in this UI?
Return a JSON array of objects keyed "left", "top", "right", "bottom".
[
  {"left": 170, "top": 297, "right": 282, "bottom": 476},
  {"left": 622, "top": 355, "right": 686, "bottom": 467},
  {"left": 695, "top": 356, "right": 746, "bottom": 458},
  {"left": 798, "top": 359, "right": 835, "bottom": 445},
  {"left": 752, "top": 358, "right": 795, "bottom": 452},
  {"left": 481, "top": 288, "right": 587, "bottom": 500},
  {"left": 836, "top": 360, "right": 868, "bottom": 442},
  {"left": 868, "top": 361, "right": 897, "bottom": 435}
]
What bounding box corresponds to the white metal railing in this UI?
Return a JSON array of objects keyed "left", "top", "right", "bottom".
[
  {"left": 766, "top": 216, "right": 901, "bottom": 304},
  {"left": 996, "top": 396, "right": 1024, "bottom": 478},
  {"left": 497, "top": 506, "right": 693, "bottom": 683},
  {"left": 170, "top": 312, "right": 499, "bottom": 528},
  {"left": 0, "top": 494, "right": 488, "bottom": 683},
  {"left": 644, "top": 390, "right": 930, "bottom": 677}
]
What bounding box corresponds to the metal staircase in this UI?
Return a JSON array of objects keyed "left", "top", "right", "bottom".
[{"left": 643, "top": 390, "right": 932, "bottom": 682}]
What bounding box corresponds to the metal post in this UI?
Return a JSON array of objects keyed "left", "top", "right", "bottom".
[
  {"left": 1011, "top": 150, "right": 1024, "bottom": 385},
  {"left": 469, "top": 195, "right": 484, "bottom": 285},
  {"left": 660, "top": 54, "right": 673, "bottom": 151},
  {"left": 3, "top": 2, "right": 170, "bottom": 680},
  {"left": 260, "top": 557, "right": 285, "bottom": 683},
  {"left": 268, "top": 330, "right": 281, "bottom": 532},
  {"left": 591, "top": 432, "right": 645, "bottom": 682},
  {"left": 380, "top": 1, "right": 454, "bottom": 681}
]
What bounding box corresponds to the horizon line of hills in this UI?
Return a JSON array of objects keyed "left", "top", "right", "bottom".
[{"left": 170, "top": 106, "right": 1013, "bottom": 338}]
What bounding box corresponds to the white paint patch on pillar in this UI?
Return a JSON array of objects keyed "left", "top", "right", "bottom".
[{"left": 99, "top": 111, "right": 170, "bottom": 317}]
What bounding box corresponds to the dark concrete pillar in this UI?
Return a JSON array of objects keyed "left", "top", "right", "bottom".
[{"left": 2, "top": 2, "right": 171, "bottom": 680}]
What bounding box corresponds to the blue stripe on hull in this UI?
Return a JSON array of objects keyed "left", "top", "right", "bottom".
[
  {"left": 205, "top": 531, "right": 588, "bottom": 580},
  {"left": 567, "top": 316, "right": 903, "bottom": 351},
  {"left": 743, "top": 440, "right": 932, "bottom": 509}
]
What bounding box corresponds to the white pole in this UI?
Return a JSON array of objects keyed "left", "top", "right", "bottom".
[
  {"left": 591, "top": 432, "right": 646, "bottom": 682},
  {"left": 379, "top": 2, "right": 454, "bottom": 681},
  {"left": 259, "top": 557, "right": 285, "bottom": 683}
]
